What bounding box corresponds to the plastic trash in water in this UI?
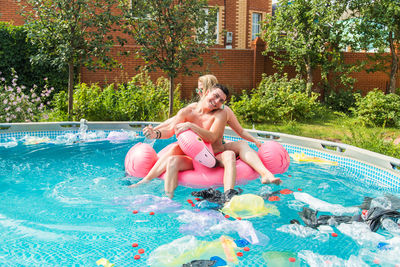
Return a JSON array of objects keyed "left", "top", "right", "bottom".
[
  {"left": 234, "top": 239, "right": 250, "bottom": 247},
  {"left": 262, "top": 251, "right": 300, "bottom": 267},
  {"left": 209, "top": 256, "right": 226, "bottom": 266},
  {"left": 297, "top": 250, "right": 368, "bottom": 266},
  {"left": 196, "top": 200, "right": 221, "bottom": 209},
  {"left": 147, "top": 235, "right": 237, "bottom": 267},
  {"left": 23, "top": 136, "right": 51, "bottom": 145},
  {"left": 96, "top": 258, "right": 114, "bottom": 267},
  {"left": 377, "top": 242, "right": 391, "bottom": 250},
  {"left": 221, "top": 194, "right": 279, "bottom": 219},
  {"left": 291, "top": 152, "right": 338, "bottom": 165},
  {"left": 293, "top": 192, "right": 359, "bottom": 216}
]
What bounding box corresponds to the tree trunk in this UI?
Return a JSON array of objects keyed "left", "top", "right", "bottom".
[
  {"left": 169, "top": 76, "right": 174, "bottom": 118},
  {"left": 305, "top": 62, "right": 313, "bottom": 97},
  {"left": 68, "top": 62, "right": 74, "bottom": 118},
  {"left": 388, "top": 31, "right": 398, "bottom": 94}
]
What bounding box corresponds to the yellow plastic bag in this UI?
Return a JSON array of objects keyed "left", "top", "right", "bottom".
[
  {"left": 291, "top": 152, "right": 338, "bottom": 165},
  {"left": 221, "top": 194, "right": 279, "bottom": 219}
]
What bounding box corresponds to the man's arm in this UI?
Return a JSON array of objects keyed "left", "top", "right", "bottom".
[
  {"left": 153, "top": 103, "right": 197, "bottom": 132},
  {"left": 144, "top": 107, "right": 189, "bottom": 139},
  {"left": 154, "top": 116, "right": 175, "bottom": 131}
]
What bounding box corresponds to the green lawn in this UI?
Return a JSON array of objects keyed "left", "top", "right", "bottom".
[{"left": 243, "top": 115, "right": 400, "bottom": 159}]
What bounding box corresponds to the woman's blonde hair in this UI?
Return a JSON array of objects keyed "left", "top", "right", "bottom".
[{"left": 198, "top": 74, "right": 218, "bottom": 95}]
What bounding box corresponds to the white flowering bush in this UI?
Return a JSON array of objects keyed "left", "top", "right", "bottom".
[{"left": 0, "top": 69, "right": 54, "bottom": 122}]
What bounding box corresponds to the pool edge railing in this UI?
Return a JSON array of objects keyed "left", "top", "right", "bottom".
[{"left": 1, "top": 120, "right": 399, "bottom": 176}]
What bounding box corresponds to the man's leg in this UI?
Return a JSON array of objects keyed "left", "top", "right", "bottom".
[
  {"left": 224, "top": 141, "right": 281, "bottom": 185},
  {"left": 164, "top": 155, "right": 193, "bottom": 198},
  {"left": 216, "top": 150, "right": 237, "bottom": 192}
]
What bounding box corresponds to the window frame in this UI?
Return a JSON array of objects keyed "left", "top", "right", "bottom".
[{"left": 251, "top": 12, "right": 262, "bottom": 40}]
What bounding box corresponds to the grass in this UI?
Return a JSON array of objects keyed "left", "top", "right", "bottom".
[{"left": 242, "top": 114, "right": 400, "bottom": 159}]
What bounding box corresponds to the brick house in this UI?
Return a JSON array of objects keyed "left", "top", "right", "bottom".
[
  {"left": 207, "top": 0, "right": 271, "bottom": 49},
  {"left": 1, "top": 0, "right": 275, "bottom": 98},
  {"left": 1, "top": 0, "right": 397, "bottom": 97}
]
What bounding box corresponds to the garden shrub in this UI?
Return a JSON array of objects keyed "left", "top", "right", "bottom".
[
  {"left": 324, "top": 89, "right": 358, "bottom": 113},
  {"left": 352, "top": 89, "right": 400, "bottom": 128},
  {"left": 230, "top": 73, "right": 322, "bottom": 123},
  {"left": 47, "top": 90, "right": 69, "bottom": 121},
  {"left": 50, "top": 71, "right": 185, "bottom": 121},
  {"left": 0, "top": 69, "right": 54, "bottom": 122},
  {"left": 0, "top": 22, "right": 68, "bottom": 96}
]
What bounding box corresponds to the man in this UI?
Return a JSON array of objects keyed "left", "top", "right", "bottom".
[{"left": 130, "top": 84, "right": 237, "bottom": 198}]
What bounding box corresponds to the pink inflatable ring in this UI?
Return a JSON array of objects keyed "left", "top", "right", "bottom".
[{"left": 125, "top": 131, "right": 290, "bottom": 188}]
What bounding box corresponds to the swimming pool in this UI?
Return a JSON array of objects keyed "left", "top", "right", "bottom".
[{"left": 1, "top": 121, "right": 400, "bottom": 266}]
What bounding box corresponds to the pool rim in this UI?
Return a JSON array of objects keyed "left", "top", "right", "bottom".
[{"left": 0, "top": 120, "right": 399, "bottom": 177}]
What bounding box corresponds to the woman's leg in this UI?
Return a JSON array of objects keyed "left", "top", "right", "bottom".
[
  {"left": 215, "top": 150, "right": 237, "bottom": 192},
  {"left": 129, "top": 144, "right": 184, "bottom": 187},
  {"left": 164, "top": 155, "right": 193, "bottom": 198},
  {"left": 224, "top": 141, "right": 281, "bottom": 185}
]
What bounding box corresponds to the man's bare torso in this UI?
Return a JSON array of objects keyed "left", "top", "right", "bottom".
[{"left": 182, "top": 103, "right": 227, "bottom": 153}]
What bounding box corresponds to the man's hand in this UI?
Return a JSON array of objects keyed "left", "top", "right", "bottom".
[
  {"left": 175, "top": 122, "right": 193, "bottom": 135},
  {"left": 143, "top": 125, "right": 156, "bottom": 139}
]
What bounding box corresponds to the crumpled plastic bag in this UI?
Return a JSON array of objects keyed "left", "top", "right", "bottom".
[
  {"left": 298, "top": 250, "right": 369, "bottom": 266},
  {"left": 293, "top": 192, "right": 359, "bottom": 215},
  {"left": 210, "top": 220, "right": 270, "bottom": 245},
  {"left": 177, "top": 209, "right": 269, "bottom": 245},
  {"left": 113, "top": 194, "right": 182, "bottom": 213},
  {"left": 221, "top": 194, "right": 279, "bottom": 219},
  {"left": 178, "top": 210, "right": 225, "bottom": 236},
  {"left": 277, "top": 224, "right": 329, "bottom": 242},
  {"left": 337, "top": 221, "right": 385, "bottom": 245},
  {"left": 147, "top": 235, "right": 237, "bottom": 267}
]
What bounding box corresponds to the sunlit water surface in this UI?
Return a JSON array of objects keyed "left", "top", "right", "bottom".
[{"left": 0, "top": 132, "right": 399, "bottom": 266}]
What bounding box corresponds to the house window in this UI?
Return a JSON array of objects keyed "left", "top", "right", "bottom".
[
  {"left": 252, "top": 13, "right": 262, "bottom": 40},
  {"left": 202, "top": 8, "right": 219, "bottom": 43}
]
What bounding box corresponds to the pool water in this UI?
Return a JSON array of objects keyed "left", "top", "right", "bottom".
[{"left": 0, "top": 132, "right": 400, "bottom": 266}]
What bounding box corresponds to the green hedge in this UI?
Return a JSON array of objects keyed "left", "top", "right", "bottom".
[
  {"left": 0, "top": 22, "right": 68, "bottom": 95},
  {"left": 230, "top": 73, "right": 322, "bottom": 123},
  {"left": 324, "top": 89, "right": 358, "bottom": 113},
  {"left": 352, "top": 89, "right": 400, "bottom": 128},
  {"left": 48, "top": 72, "right": 185, "bottom": 121}
]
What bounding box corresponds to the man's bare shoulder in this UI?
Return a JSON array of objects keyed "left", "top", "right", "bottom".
[
  {"left": 225, "top": 106, "right": 234, "bottom": 118},
  {"left": 213, "top": 107, "right": 228, "bottom": 120},
  {"left": 187, "top": 102, "right": 198, "bottom": 108},
  {"left": 176, "top": 103, "right": 197, "bottom": 117}
]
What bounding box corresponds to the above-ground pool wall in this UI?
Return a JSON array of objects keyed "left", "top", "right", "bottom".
[{"left": 1, "top": 121, "right": 400, "bottom": 193}]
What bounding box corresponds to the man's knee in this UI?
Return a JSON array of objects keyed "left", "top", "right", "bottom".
[
  {"left": 169, "top": 144, "right": 182, "bottom": 154},
  {"left": 221, "top": 150, "right": 236, "bottom": 163},
  {"left": 237, "top": 140, "right": 250, "bottom": 149}
]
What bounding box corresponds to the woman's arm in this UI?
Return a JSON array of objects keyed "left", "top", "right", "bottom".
[{"left": 225, "top": 106, "right": 261, "bottom": 147}]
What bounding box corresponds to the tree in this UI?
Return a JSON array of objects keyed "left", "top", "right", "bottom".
[
  {"left": 121, "top": 0, "right": 218, "bottom": 117},
  {"left": 262, "top": 0, "right": 353, "bottom": 96},
  {"left": 0, "top": 22, "right": 68, "bottom": 94},
  {"left": 349, "top": 0, "right": 400, "bottom": 94},
  {"left": 20, "top": 0, "right": 125, "bottom": 116}
]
